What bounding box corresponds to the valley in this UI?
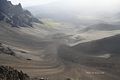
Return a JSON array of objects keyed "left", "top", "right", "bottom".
[{"left": 0, "top": 0, "right": 120, "bottom": 80}]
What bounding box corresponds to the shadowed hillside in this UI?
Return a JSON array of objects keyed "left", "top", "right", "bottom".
[
  {"left": 58, "top": 34, "right": 120, "bottom": 79},
  {"left": 83, "top": 23, "right": 120, "bottom": 32},
  {"left": 58, "top": 34, "right": 120, "bottom": 58}
]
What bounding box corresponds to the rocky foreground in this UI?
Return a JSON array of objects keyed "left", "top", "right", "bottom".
[
  {"left": 0, "top": 65, "right": 72, "bottom": 80},
  {"left": 0, "top": 66, "right": 30, "bottom": 80}
]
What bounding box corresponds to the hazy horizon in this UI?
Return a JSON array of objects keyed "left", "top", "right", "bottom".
[{"left": 9, "top": 0, "right": 120, "bottom": 17}]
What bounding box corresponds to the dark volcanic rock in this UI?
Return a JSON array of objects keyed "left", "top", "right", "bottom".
[
  {"left": 0, "top": 0, "right": 41, "bottom": 27},
  {"left": 0, "top": 65, "right": 30, "bottom": 80},
  {"left": 0, "top": 12, "right": 5, "bottom": 20},
  {"left": 0, "top": 43, "right": 15, "bottom": 56}
]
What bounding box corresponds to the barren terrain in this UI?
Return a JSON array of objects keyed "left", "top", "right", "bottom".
[{"left": 0, "top": 21, "right": 120, "bottom": 80}]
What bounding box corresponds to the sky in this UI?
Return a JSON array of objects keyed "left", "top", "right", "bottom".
[
  {"left": 9, "top": 0, "right": 120, "bottom": 15},
  {"left": 9, "top": 0, "right": 58, "bottom": 7},
  {"left": 9, "top": 0, "right": 120, "bottom": 7}
]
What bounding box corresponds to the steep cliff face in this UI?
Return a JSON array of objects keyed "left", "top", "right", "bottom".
[{"left": 0, "top": 0, "right": 41, "bottom": 27}]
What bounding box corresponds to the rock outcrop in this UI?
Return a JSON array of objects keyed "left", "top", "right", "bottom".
[
  {"left": 0, "top": 0, "right": 41, "bottom": 27},
  {"left": 0, "top": 65, "right": 30, "bottom": 80},
  {"left": 0, "top": 43, "right": 15, "bottom": 56}
]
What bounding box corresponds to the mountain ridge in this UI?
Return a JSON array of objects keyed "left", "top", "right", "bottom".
[{"left": 0, "top": 0, "right": 41, "bottom": 27}]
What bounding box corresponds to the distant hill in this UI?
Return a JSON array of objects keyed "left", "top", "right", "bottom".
[
  {"left": 72, "top": 34, "right": 120, "bottom": 54},
  {"left": 0, "top": 0, "right": 41, "bottom": 27},
  {"left": 58, "top": 34, "right": 120, "bottom": 61},
  {"left": 83, "top": 23, "right": 120, "bottom": 32}
]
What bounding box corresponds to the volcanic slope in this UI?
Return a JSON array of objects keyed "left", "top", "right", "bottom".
[{"left": 58, "top": 34, "right": 120, "bottom": 80}]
